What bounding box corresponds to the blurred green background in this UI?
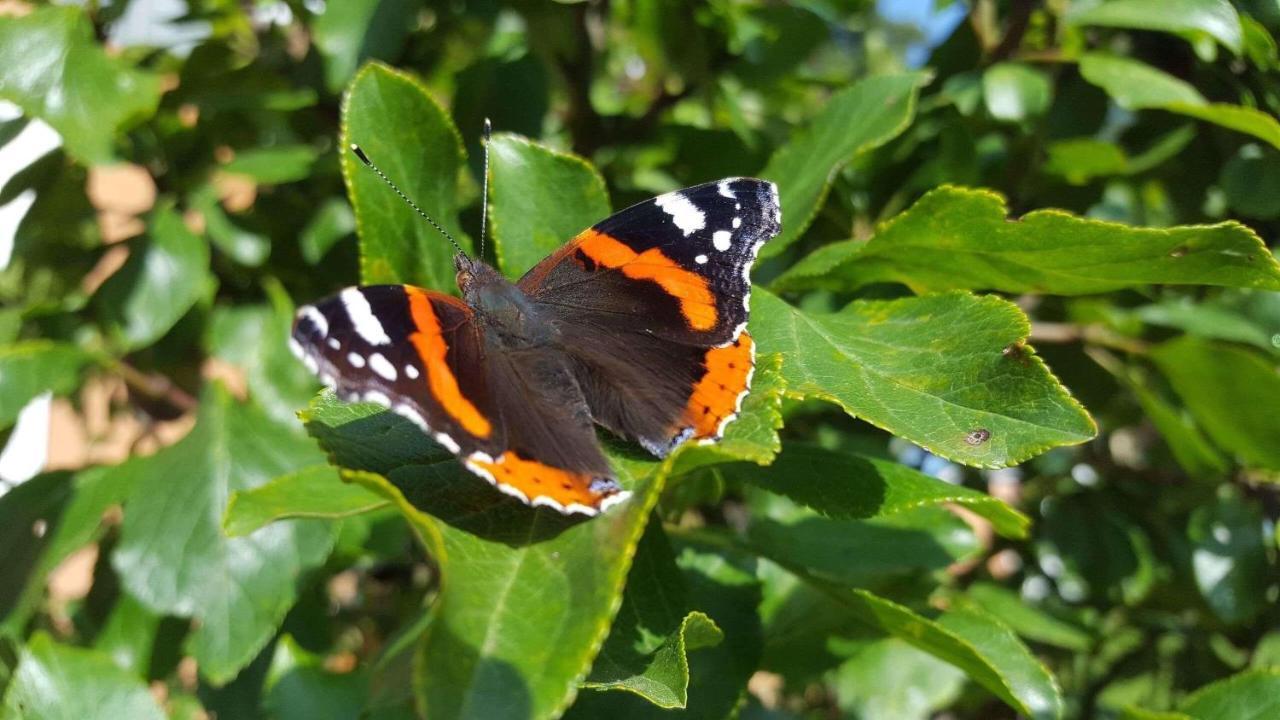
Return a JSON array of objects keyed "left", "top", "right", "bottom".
[{"left": 1, "top": 1, "right": 1279, "bottom": 719}]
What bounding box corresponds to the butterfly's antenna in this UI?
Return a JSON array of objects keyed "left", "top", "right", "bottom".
[
  {"left": 349, "top": 144, "right": 466, "bottom": 257},
  {"left": 479, "top": 118, "right": 492, "bottom": 261}
]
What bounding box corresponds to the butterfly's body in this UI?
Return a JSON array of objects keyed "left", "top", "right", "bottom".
[{"left": 291, "top": 177, "right": 781, "bottom": 515}]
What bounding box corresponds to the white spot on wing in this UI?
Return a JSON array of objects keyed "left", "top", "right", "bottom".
[
  {"left": 695, "top": 254, "right": 708, "bottom": 264},
  {"left": 712, "top": 230, "right": 732, "bottom": 252},
  {"left": 405, "top": 364, "right": 420, "bottom": 379},
  {"left": 298, "top": 305, "right": 329, "bottom": 336},
  {"left": 347, "top": 352, "right": 365, "bottom": 368},
  {"left": 717, "top": 180, "right": 735, "bottom": 199},
  {"left": 341, "top": 288, "right": 391, "bottom": 345},
  {"left": 733, "top": 217, "right": 742, "bottom": 229},
  {"left": 599, "top": 491, "right": 632, "bottom": 512},
  {"left": 369, "top": 352, "right": 397, "bottom": 381},
  {"left": 327, "top": 338, "right": 340, "bottom": 350},
  {"left": 654, "top": 191, "right": 705, "bottom": 236},
  {"left": 288, "top": 337, "right": 305, "bottom": 359}
]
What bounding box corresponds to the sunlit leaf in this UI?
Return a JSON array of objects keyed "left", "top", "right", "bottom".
[{"left": 2, "top": 633, "right": 166, "bottom": 720}]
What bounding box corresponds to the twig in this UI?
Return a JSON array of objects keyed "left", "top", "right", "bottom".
[
  {"left": 116, "top": 361, "right": 198, "bottom": 413},
  {"left": 1029, "top": 321, "right": 1151, "bottom": 354}
]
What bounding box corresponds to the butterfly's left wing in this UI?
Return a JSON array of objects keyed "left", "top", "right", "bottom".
[{"left": 517, "top": 177, "right": 781, "bottom": 457}]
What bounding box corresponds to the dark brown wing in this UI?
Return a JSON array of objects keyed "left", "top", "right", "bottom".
[
  {"left": 290, "top": 284, "right": 627, "bottom": 515},
  {"left": 516, "top": 178, "right": 779, "bottom": 456}
]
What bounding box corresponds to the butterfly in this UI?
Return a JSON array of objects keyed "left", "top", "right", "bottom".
[{"left": 290, "top": 143, "right": 780, "bottom": 516}]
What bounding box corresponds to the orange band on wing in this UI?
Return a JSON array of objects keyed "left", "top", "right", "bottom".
[
  {"left": 404, "top": 287, "right": 492, "bottom": 438},
  {"left": 682, "top": 332, "right": 754, "bottom": 439},
  {"left": 466, "top": 451, "right": 614, "bottom": 511},
  {"left": 575, "top": 229, "right": 717, "bottom": 331}
]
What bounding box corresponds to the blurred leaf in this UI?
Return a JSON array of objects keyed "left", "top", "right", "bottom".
[
  {"left": 1043, "top": 138, "right": 1129, "bottom": 185},
  {"left": 1220, "top": 145, "right": 1280, "bottom": 219},
  {"left": 264, "top": 635, "right": 370, "bottom": 720},
  {"left": 113, "top": 385, "right": 335, "bottom": 684},
  {"left": 747, "top": 506, "right": 979, "bottom": 587},
  {"left": 582, "top": 520, "right": 723, "bottom": 709},
  {"left": 299, "top": 198, "right": 356, "bottom": 265},
  {"left": 1179, "top": 668, "right": 1280, "bottom": 719},
  {"left": 983, "top": 63, "right": 1053, "bottom": 122},
  {"left": 223, "top": 464, "right": 387, "bottom": 537},
  {"left": 1039, "top": 494, "right": 1157, "bottom": 606},
  {"left": 1066, "top": 0, "right": 1243, "bottom": 53},
  {"left": 0, "top": 341, "right": 91, "bottom": 430},
  {"left": 729, "top": 444, "right": 1029, "bottom": 539},
  {"left": 776, "top": 186, "right": 1280, "bottom": 295},
  {"left": 1187, "top": 493, "right": 1269, "bottom": 625},
  {"left": 191, "top": 184, "right": 270, "bottom": 266},
  {"left": 302, "top": 392, "right": 668, "bottom": 720},
  {"left": 341, "top": 62, "right": 471, "bottom": 290},
  {"left": 1131, "top": 297, "right": 1280, "bottom": 356},
  {"left": 752, "top": 288, "right": 1096, "bottom": 467},
  {"left": 96, "top": 204, "right": 211, "bottom": 351},
  {"left": 313, "top": 0, "right": 422, "bottom": 94},
  {"left": 221, "top": 145, "right": 320, "bottom": 185},
  {"left": 488, "top": 133, "right": 610, "bottom": 279},
  {"left": 1080, "top": 54, "right": 1280, "bottom": 150},
  {"left": 1151, "top": 337, "right": 1280, "bottom": 470},
  {"left": 2, "top": 632, "right": 165, "bottom": 720},
  {"left": 0, "top": 6, "right": 162, "bottom": 165},
  {"left": 93, "top": 594, "right": 163, "bottom": 676},
  {"left": 961, "top": 583, "right": 1092, "bottom": 651},
  {"left": 759, "top": 73, "right": 929, "bottom": 258},
  {"left": 831, "top": 637, "right": 965, "bottom": 720},
  {"left": 565, "top": 538, "right": 764, "bottom": 719}
]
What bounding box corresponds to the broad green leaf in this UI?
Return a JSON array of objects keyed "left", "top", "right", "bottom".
[
  {"left": 831, "top": 637, "right": 965, "bottom": 720},
  {"left": 729, "top": 444, "right": 1029, "bottom": 538},
  {"left": 1179, "top": 668, "right": 1280, "bottom": 719},
  {"left": 300, "top": 198, "right": 356, "bottom": 264},
  {"left": 747, "top": 505, "right": 979, "bottom": 587},
  {"left": 983, "top": 63, "right": 1052, "bottom": 121},
  {"left": 0, "top": 341, "right": 92, "bottom": 430},
  {"left": 582, "top": 520, "right": 723, "bottom": 709},
  {"left": 2, "top": 633, "right": 165, "bottom": 720},
  {"left": 191, "top": 184, "right": 270, "bottom": 267},
  {"left": 221, "top": 145, "right": 320, "bottom": 185},
  {"left": 1151, "top": 337, "right": 1280, "bottom": 470},
  {"left": 1043, "top": 138, "right": 1130, "bottom": 184},
  {"left": 223, "top": 464, "right": 387, "bottom": 537},
  {"left": 95, "top": 204, "right": 212, "bottom": 351},
  {"left": 1220, "top": 144, "right": 1280, "bottom": 219},
  {"left": 1080, "top": 54, "right": 1280, "bottom": 151},
  {"left": 0, "top": 6, "right": 162, "bottom": 165},
  {"left": 488, "top": 133, "right": 610, "bottom": 279},
  {"left": 1066, "top": 0, "right": 1243, "bottom": 54},
  {"left": 264, "top": 635, "right": 370, "bottom": 720},
  {"left": 1038, "top": 493, "right": 1156, "bottom": 606},
  {"left": 668, "top": 353, "right": 787, "bottom": 473},
  {"left": 1187, "top": 493, "right": 1269, "bottom": 625},
  {"left": 93, "top": 594, "right": 163, "bottom": 676},
  {"left": 961, "top": 583, "right": 1092, "bottom": 651},
  {"left": 302, "top": 392, "right": 668, "bottom": 720},
  {"left": 341, "top": 62, "right": 471, "bottom": 289},
  {"left": 775, "top": 186, "right": 1280, "bottom": 295},
  {"left": 758, "top": 73, "right": 929, "bottom": 258},
  {"left": 313, "top": 0, "right": 422, "bottom": 94},
  {"left": 565, "top": 539, "right": 764, "bottom": 720},
  {"left": 113, "top": 385, "right": 334, "bottom": 684},
  {"left": 752, "top": 288, "right": 1096, "bottom": 467}
]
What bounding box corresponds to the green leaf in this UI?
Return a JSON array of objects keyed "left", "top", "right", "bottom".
[
  {"left": 2, "top": 633, "right": 165, "bottom": 720},
  {"left": 758, "top": 73, "right": 929, "bottom": 258},
  {"left": 264, "top": 635, "right": 370, "bottom": 720},
  {"left": 1151, "top": 337, "right": 1280, "bottom": 470},
  {"left": 223, "top": 464, "right": 388, "bottom": 537},
  {"left": 752, "top": 288, "right": 1096, "bottom": 467},
  {"left": 95, "top": 203, "right": 212, "bottom": 351},
  {"left": 1043, "top": 138, "right": 1130, "bottom": 185},
  {"left": 983, "top": 63, "right": 1053, "bottom": 122},
  {"left": 747, "top": 505, "right": 979, "bottom": 587},
  {"left": 582, "top": 520, "right": 723, "bottom": 709},
  {"left": 302, "top": 392, "right": 668, "bottom": 720},
  {"left": 112, "top": 385, "right": 335, "bottom": 684},
  {"left": 300, "top": 198, "right": 356, "bottom": 265},
  {"left": 831, "top": 637, "right": 965, "bottom": 720},
  {"left": 1079, "top": 54, "right": 1280, "bottom": 151},
  {"left": 1187, "top": 493, "right": 1270, "bottom": 625},
  {"left": 488, "top": 133, "right": 610, "bottom": 279},
  {"left": 1038, "top": 493, "right": 1157, "bottom": 606},
  {"left": 775, "top": 186, "right": 1280, "bottom": 295},
  {"left": 961, "top": 583, "right": 1092, "bottom": 651},
  {"left": 313, "top": 0, "right": 422, "bottom": 94},
  {"left": 341, "top": 62, "right": 470, "bottom": 289},
  {"left": 221, "top": 145, "right": 320, "bottom": 185},
  {"left": 1066, "top": 0, "right": 1243, "bottom": 54},
  {"left": 730, "top": 444, "right": 1028, "bottom": 538},
  {"left": 191, "top": 184, "right": 270, "bottom": 267},
  {"left": 0, "top": 341, "right": 92, "bottom": 430},
  {"left": 0, "top": 6, "right": 162, "bottom": 165},
  {"left": 1179, "top": 668, "right": 1280, "bottom": 719},
  {"left": 1220, "top": 145, "right": 1280, "bottom": 219},
  {"left": 93, "top": 594, "right": 163, "bottom": 676}
]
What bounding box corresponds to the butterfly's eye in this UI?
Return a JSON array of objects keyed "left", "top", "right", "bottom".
[{"left": 456, "top": 269, "right": 474, "bottom": 289}]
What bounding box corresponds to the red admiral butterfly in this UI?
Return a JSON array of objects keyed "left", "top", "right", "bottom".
[{"left": 290, "top": 135, "right": 780, "bottom": 516}]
